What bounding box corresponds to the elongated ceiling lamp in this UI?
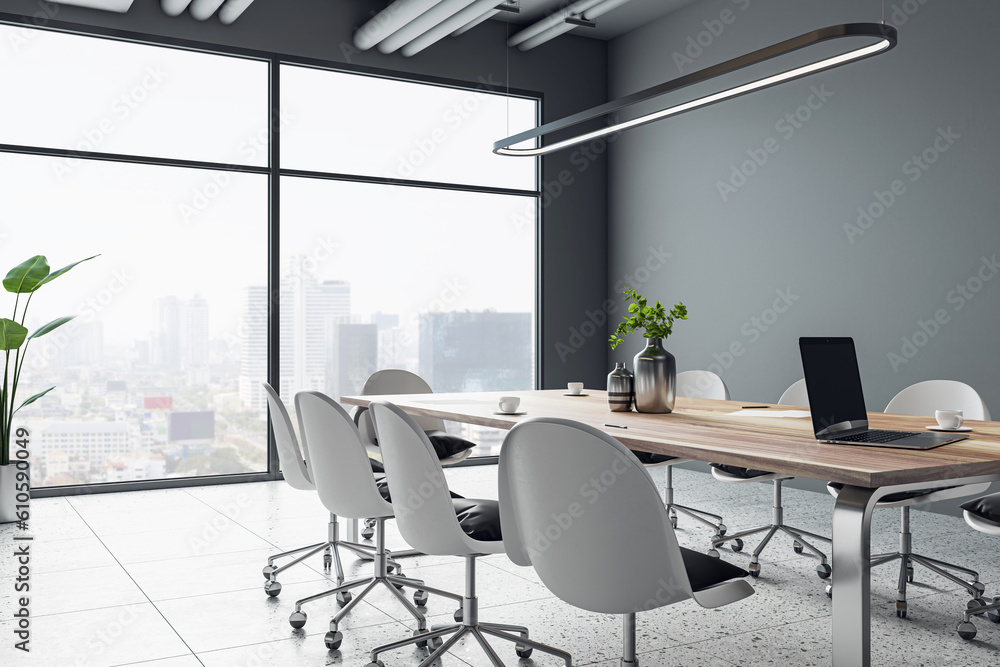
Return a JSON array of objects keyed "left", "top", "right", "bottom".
[
  {"left": 46, "top": 0, "right": 133, "bottom": 11},
  {"left": 494, "top": 23, "right": 897, "bottom": 156}
]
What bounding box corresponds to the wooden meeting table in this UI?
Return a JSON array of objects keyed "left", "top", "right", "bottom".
[{"left": 342, "top": 389, "right": 1000, "bottom": 667}]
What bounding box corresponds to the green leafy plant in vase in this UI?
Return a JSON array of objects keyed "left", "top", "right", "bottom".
[
  {"left": 1, "top": 255, "right": 97, "bottom": 522},
  {"left": 609, "top": 287, "right": 687, "bottom": 414}
]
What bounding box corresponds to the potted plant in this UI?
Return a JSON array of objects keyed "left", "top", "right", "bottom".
[
  {"left": 1, "top": 254, "right": 97, "bottom": 523},
  {"left": 609, "top": 287, "right": 687, "bottom": 413}
]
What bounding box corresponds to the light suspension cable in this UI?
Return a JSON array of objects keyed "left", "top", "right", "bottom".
[{"left": 494, "top": 23, "right": 897, "bottom": 156}]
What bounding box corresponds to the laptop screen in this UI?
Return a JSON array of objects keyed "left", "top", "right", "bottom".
[{"left": 799, "top": 337, "right": 870, "bottom": 438}]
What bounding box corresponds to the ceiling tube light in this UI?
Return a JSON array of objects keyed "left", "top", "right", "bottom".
[
  {"left": 161, "top": 0, "right": 193, "bottom": 16},
  {"left": 452, "top": 1, "right": 518, "bottom": 36},
  {"left": 50, "top": 0, "right": 134, "bottom": 10},
  {"left": 189, "top": 0, "right": 225, "bottom": 20},
  {"left": 517, "top": 0, "right": 633, "bottom": 51},
  {"left": 403, "top": 0, "right": 509, "bottom": 57},
  {"left": 507, "top": 0, "right": 606, "bottom": 48},
  {"left": 495, "top": 23, "right": 897, "bottom": 156},
  {"left": 218, "top": 0, "right": 256, "bottom": 24},
  {"left": 354, "top": 0, "right": 443, "bottom": 51},
  {"left": 377, "top": 0, "right": 481, "bottom": 54}
]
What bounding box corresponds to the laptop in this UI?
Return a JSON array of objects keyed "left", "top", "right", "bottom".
[{"left": 799, "top": 337, "right": 967, "bottom": 450}]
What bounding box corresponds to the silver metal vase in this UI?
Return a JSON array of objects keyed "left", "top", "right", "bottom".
[
  {"left": 633, "top": 337, "right": 676, "bottom": 413},
  {"left": 607, "top": 362, "right": 634, "bottom": 412}
]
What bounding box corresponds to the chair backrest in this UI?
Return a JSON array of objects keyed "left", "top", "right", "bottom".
[
  {"left": 498, "top": 417, "right": 694, "bottom": 615},
  {"left": 676, "top": 370, "right": 731, "bottom": 400},
  {"left": 357, "top": 370, "right": 447, "bottom": 445},
  {"left": 263, "top": 382, "right": 312, "bottom": 490},
  {"left": 778, "top": 379, "right": 809, "bottom": 407},
  {"left": 369, "top": 400, "right": 482, "bottom": 555},
  {"left": 294, "top": 391, "right": 393, "bottom": 519},
  {"left": 884, "top": 380, "right": 991, "bottom": 421}
]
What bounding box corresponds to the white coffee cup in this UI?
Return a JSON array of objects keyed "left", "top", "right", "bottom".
[
  {"left": 935, "top": 409, "right": 964, "bottom": 430},
  {"left": 567, "top": 382, "right": 584, "bottom": 395},
  {"left": 499, "top": 396, "right": 520, "bottom": 413}
]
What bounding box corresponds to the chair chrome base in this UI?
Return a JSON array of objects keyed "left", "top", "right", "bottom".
[
  {"left": 288, "top": 519, "right": 459, "bottom": 644},
  {"left": 367, "top": 555, "right": 572, "bottom": 667},
  {"left": 709, "top": 478, "right": 832, "bottom": 580},
  {"left": 664, "top": 465, "right": 726, "bottom": 537}
]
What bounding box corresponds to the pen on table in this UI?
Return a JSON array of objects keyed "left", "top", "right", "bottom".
[
  {"left": 741, "top": 406, "right": 769, "bottom": 409},
  {"left": 604, "top": 423, "right": 628, "bottom": 429}
]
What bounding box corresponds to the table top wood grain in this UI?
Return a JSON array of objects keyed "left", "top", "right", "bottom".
[{"left": 342, "top": 389, "right": 1000, "bottom": 488}]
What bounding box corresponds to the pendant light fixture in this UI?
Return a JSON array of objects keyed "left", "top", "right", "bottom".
[{"left": 494, "top": 22, "right": 897, "bottom": 157}]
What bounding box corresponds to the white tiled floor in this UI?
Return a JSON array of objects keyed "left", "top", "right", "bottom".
[{"left": 2, "top": 465, "right": 999, "bottom": 666}]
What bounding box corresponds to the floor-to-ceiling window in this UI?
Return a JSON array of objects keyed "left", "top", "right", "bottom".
[{"left": 0, "top": 21, "right": 539, "bottom": 488}]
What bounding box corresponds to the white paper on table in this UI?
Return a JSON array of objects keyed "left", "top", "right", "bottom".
[{"left": 727, "top": 409, "right": 812, "bottom": 418}]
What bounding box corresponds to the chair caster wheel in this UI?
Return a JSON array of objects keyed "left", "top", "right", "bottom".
[
  {"left": 414, "top": 628, "right": 430, "bottom": 649},
  {"left": 516, "top": 644, "right": 533, "bottom": 658},
  {"left": 361, "top": 527, "right": 375, "bottom": 540},
  {"left": 957, "top": 621, "right": 977, "bottom": 640},
  {"left": 323, "top": 555, "right": 332, "bottom": 571},
  {"left": 717, "top": 524, "right": 727, "bottom": 537},
  {"left": 816, "top": 563, "right": 832, "bottom": 580},
  {"left": 262, "top": 565, "right": 276, "bottom": 579},
  {"left": 454, "top": 608, "right": 464, "bottom": 623},
  {"left": 413, "top": 590, "right": 429, "bottom": 607},
  {"left": 707, "top": 549, "right": 720, "bottom": 559},
  {"left": 325, "top": 630, "right": 343, "bottom": 650},
  {"left": 668, "top": 509, "right": 678, "bottom": 529},
  {"left": 431, "top": 636, "right": 444, "bottom": 650},
  {"left": 731, "top": 538, "right": 744, "bottom": 553},
  {"left": 289, "top": 611, "right": 307, "bottom": 629},
  {"left": 896, "top": 602, "right": 907, "bottom": 619},
  {"left": 264, "top": 580, "right": 281, "bottom": 597},
  {"left": 972, "top": 581, "right": 986, "bottom": 596},
  {"left": 825, "top": 585, "right": 833, "bottom": 599},
  {"left": 989, "top": 598, "right": 1000, "bottom": 623},
  {"left": 906, "top": 565, "right": 914, "bottom": 583},
  {"left": 366, "top": 662, "right": 384, "bottom": 667},
  {"left": 748, "top": 562, "right": 761, "bottom": 578},
  {"left": 793, "top": 541, "right": 803, "bottom": 554},
  {"left": 336, "top": 591, "right": 352, "bottom": 608}
]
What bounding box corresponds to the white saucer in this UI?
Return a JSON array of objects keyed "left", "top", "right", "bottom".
[
  {"left": 926, "top": 425, "right": 972, "bottom": 432},
  {"left": 494, "top": 410, "right": 527, "bottom": 416},
  {"left": 563, "top": 393, "right": 589, "bottom": 397}
]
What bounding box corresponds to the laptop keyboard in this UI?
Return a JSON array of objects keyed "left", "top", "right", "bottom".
[{"left": 835, "top": 430, "right": 916, "bottom": 444}]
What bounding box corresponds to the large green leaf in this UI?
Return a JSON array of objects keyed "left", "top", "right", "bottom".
[
  {"left": 0, "top": 318, "right": 28, "bottom": 350},
  {"left": 29, "top": 316, "right": 75, "bottom": 339},
  {"left": 16, "top": 386, "right": 56, "bottom": 413},
  {"left": 34, "top": 254, "right": 100, "bottom": 290},
  {"left": 3, "top": 255, "right": 50, "bottom": 293}
]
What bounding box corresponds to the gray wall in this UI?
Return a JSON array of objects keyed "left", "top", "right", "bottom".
[
  {"left": 608, "top": 0, "right": 1000, "bottom": 507},
  {"left": 0, "top": 0, "right": 610, "bottom": 390}
]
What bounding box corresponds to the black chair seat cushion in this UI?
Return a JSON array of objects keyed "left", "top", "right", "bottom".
[
  {"left": 633, "top": 451, "right": 677, "bottom": 465},
  {"left": 828, "top": 482, "right": 960, "bottom": 504},
  {"left": 376, "top": 478, "right": 465, "bottom": 502},
  {"left": 425, "top": 430, "right": 477, "bottom": 459},
  {"left": 452, "top": 498, "right": 502, "bottom": 542},
  {"left": 710, "top": 463, "right": 772, "bottom": 479},
  {"left": 961, "top": 492, "right": 1000, "bottom": 525},
  {"left": 680, "top": 546, "right": 749, "bottom": 592}
]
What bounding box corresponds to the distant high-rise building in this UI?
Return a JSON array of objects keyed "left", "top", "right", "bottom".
[
  {"left": 59, "top": 321, "right": 103, "bottom": 368},
  {"left": 153, "top": 296, "right": 182, "bottom": 372},
  {"left": 238, "top": 285, "right": 270, "bottom": 411},
  {"left": 328, "top": 323, "right": 377, "bottom": 401},
  {"left": 419, "top": 312, "right": 532, "bottom": 392},
  {"left": 181, "top": 295, "right": 209, "bottom": 384}
]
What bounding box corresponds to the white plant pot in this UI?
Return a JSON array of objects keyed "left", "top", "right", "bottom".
[{"left": 0, "top": 463, "right": 24, "bottom": 523}]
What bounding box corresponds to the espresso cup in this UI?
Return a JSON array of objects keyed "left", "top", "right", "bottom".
[
  {"left": 567, "top": 382, "right": 584, "bottom": 395},
  {"left": 499, "top": 396, "right": 520, "bottom": 413},
  {"left": 935, "top": 409, "right": 964, "bottom": 430}
]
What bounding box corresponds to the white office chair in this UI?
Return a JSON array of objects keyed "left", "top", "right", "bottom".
[
  {"left": 499, "top": 417, "right": 754, "bottom": 666},
  {"left": 365, "top": 400, "right": 572, "bottom": 667},
  {"left": 288, "top": 391, "right": 460, "bottom": 651},
  {"left": 261, "top": 383, "right": 376, "bottom": 598},
  {"left": 709, "top": 379, "right": 832, "bottom": 580},
  {"left": 827, "top": 380, "right": 993, "bottom": 615},
  {"left": 640, "top": 370, "right": 729, "bottom": 537},
  {"left": 957, "top": 492, "right": 1000, "bottom": 639}
]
